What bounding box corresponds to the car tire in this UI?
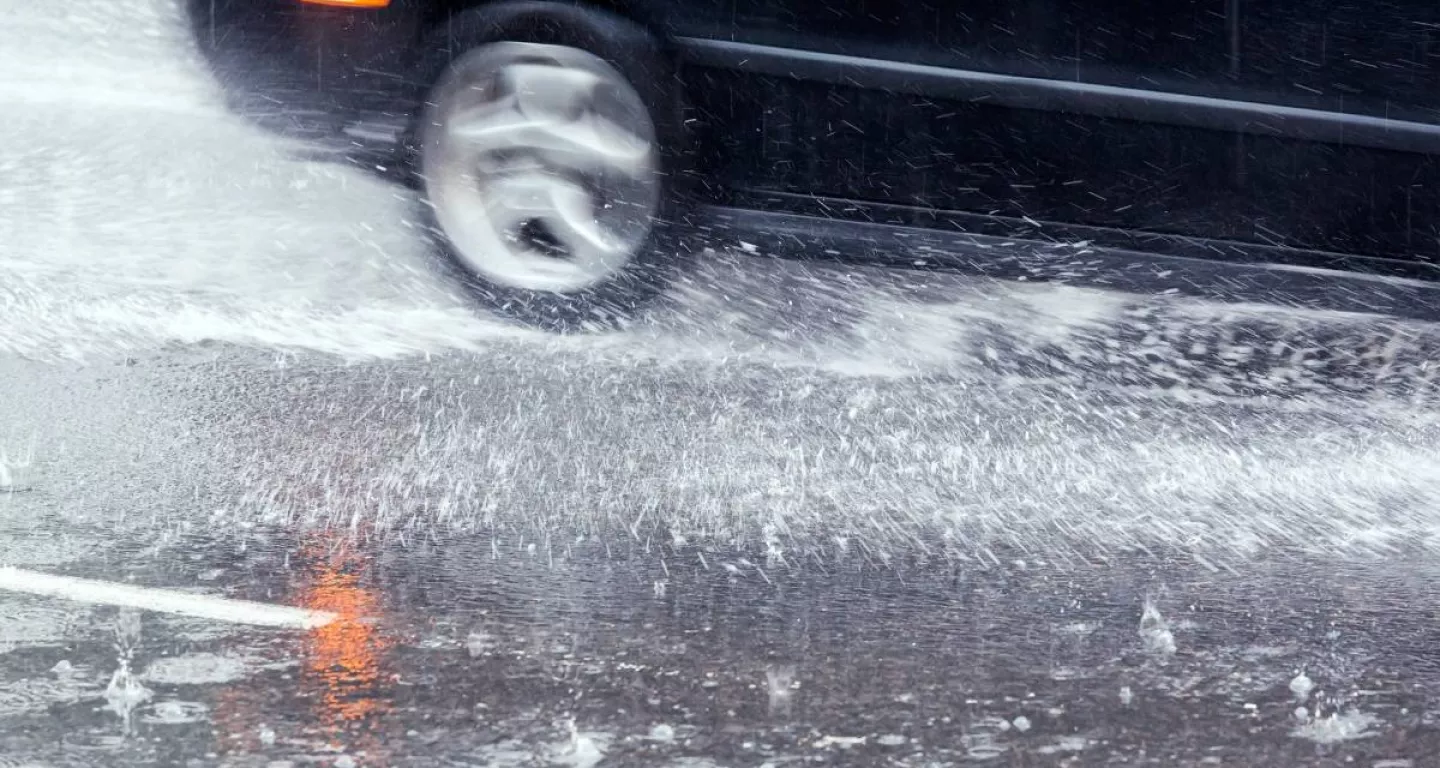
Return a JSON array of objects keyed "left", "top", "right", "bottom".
[{"left": 411, "top": 2, "right": 690, "bottom": 331}]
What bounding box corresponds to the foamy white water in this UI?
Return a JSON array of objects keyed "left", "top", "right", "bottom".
[
  {"left": 7, "top": 0, "right": 1440, "bottom": 388},
  {"left": 0, "top": 0, "right": 497, "bottom": 358},
  {"left": 6, "top": 0, "right": 1440, "bottom": 572}
]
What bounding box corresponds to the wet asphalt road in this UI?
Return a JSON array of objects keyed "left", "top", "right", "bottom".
[
  {"left": 9, "top": 1, "right": 1440, "bottom": 765},
  {"left": 4, "top": 335, "right": 1440, "bottom": 767}
]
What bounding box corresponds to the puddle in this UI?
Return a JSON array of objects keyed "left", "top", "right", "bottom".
[{"left": 141, "top": 652, "right": 249, "bottom": 686}]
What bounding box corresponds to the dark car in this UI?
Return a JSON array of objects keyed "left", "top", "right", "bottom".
[{"left": 188, "top": 0, "right": 1440, "bottom": 329}]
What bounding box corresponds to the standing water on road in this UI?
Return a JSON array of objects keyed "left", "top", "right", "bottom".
[{"left": 4, "top": 0, "right": 1440, "bottom": 765}]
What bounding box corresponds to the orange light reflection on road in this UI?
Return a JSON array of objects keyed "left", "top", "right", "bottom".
[
  {"left": 297, "top": 539, "right": 394, "bottom": 731},
  {"left": 208, "top": 534, "right": 398, "bottom": 763}
]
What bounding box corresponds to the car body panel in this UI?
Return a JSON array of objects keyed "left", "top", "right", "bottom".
[{"left": 682, "top": 59, "right": 1440, "bottom": 269}]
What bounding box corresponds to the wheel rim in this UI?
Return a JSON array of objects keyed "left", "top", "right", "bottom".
[{"left": 421, "top": 41, "right": 661, "bottom": 294}]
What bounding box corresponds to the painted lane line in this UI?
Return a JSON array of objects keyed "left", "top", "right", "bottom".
[{"left": 0, "top": 567, "right": 335, "bottom": 629}]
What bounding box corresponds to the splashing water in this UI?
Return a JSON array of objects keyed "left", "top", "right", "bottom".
[
  {"left": 1292, "top": 709, "right": 1380, "bottom": 744},
  {"left": 1139, "top": 598, "right": 1177, "bottom": 658},
  {"left": 553, "top": 719, "right": 609, "bottom": 768},
  {"left": 104, "top": 661, "right": 153, "bottom": 734},
  {"left": 9, "top": 0, "right": 1440, "bottom": 578},
  {"left": 1289, "top": 671, "right": 1314, "bottom": 703}
]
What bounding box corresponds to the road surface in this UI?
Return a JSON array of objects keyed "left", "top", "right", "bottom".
[{"left": 4, "top": 1, "right": 1440, "bottom": 766}]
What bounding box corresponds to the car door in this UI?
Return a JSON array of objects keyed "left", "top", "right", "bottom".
[
  {"left": 1225, "top": 0, "right": 1440, "bottom": 266},
  {"left": 672, "top": 0, "right": 1440, "bottom": 271},
  {"left": 674, "top": 1, "right": 1238, "bottom": 235}
]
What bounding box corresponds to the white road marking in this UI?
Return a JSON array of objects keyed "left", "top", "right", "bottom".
[{"left": 0, "top": 567, "right": 335, "bottom": 629}]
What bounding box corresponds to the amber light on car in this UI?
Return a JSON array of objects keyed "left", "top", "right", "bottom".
[{"left": 299, "top": 0, "right": 392, "bottom": 8}]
